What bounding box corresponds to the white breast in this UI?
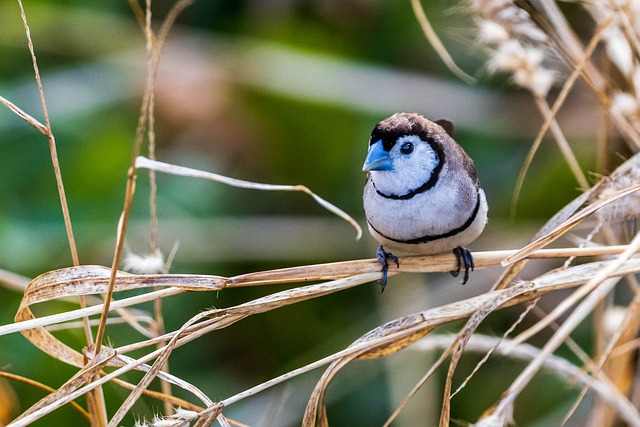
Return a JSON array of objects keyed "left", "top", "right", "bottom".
[{"left": 363, "top": 164, "right": 488, "bottom": 254}]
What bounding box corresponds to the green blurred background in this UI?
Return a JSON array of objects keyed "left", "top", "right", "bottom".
[{"left": 0, "top": 1, "right": 612, "bottom": 426}]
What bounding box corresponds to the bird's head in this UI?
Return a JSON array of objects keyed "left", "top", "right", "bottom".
[{"left": 363, "top": 113, "right": 451, "bottom": 197}]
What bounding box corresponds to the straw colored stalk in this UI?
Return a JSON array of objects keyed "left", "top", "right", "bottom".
[
  {"left": 302, "top": 256, "right": 640, "bottom": 426},
  {"left": 4, "top": 243, "right": 640, "bottom": 426},
  {"left": 411, "top": 334, "right": 640, "bottom": 427}
]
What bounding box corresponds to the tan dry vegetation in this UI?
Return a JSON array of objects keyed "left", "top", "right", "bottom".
[{"left": 3, "top": 1, "right": 640, "bottom": 426}]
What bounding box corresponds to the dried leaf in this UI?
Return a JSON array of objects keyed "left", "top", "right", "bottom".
[
  {"left": 502, "top": 184, "right": 640, "bottom": 266},
  {"left": 135, "top": 156, "right": 363, "bottom": 240}
]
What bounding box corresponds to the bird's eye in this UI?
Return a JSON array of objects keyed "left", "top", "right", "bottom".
[{"left": 400, "top": 142, "right": 414, "bottom": 155}]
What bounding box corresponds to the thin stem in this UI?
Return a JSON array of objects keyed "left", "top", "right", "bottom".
[
  {"left": 16, "top": 0, "right": 102, "bottom": 424},
  {"left": 511, "top": 18, "right": 609, "bottom": 216},
  {"left": 94, "top": 167, "right": 137, "bottom": 354},
  {"left": 411, "top": 0, "right": 476, "bottom": 85}
]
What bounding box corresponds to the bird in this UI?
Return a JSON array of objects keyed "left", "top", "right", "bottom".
[{"left": 362, "top": 113, "right": 488, "bottom": 292}]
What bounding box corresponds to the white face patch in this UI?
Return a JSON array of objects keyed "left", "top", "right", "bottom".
[{"left": 369, "top": 134, "right": 440, "bottom": 197}]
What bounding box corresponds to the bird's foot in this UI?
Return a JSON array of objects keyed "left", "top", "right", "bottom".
[
  {"left": 376, "top": 245, "right": 399, "bottom": 293},
  {"left": 451, "top": 246, "right": 474, "bottom": 284}
]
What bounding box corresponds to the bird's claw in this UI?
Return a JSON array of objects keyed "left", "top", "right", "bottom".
[
  {"left": 451, "top": 246, "right": 474, "bottom": 284},
  {"left": 376, "top": 245, "right": 399, "bottom": 293}
]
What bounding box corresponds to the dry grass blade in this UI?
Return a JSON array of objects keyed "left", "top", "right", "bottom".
[
  {"left": 507, "top": 276, "right": 621, "bottom": 354},
  {"left": 382, "top": 334, "right": 453, "bottom": 427},
  {"left": 229, "top": 245, "right": 640, "bottom": 286},
  {"left": 6, "top": 253, "right": 640, "bottom": 425},
  {"left": 493, "top": 184, "right": 601, "bottom": 290},
  {"left": 487, "top": 231, "right": 640, "bottom": 425},
  {"left": 14, "top": 271, "right": 382, "bottom": 426},
  {"left": 8, "top": 349, "right": 117, "bottom": 427},
  {"left": 226, "top": 250, "right": 507, "bottom": 286},
  {"left": 108, "top": 312, "right": 206, "bottom": 427},
  {"left": 0, "top": 95, "right": 48, "bottom": 135},
  {"left": 89, "top": 350, "right": 213, "bottom": 407},
  {"left": 452, "top": 300, "right": 538, "bottom": 398},
  {"left": 127, "top": 0, "right": 148, "bottom": 34},
  {"left": 13, "top": 1, "right": 98, "bottom": 417},
  {"left": 438, "top": 283, "right": 534, "bottom": 427},
  {"left": 562, "top": 292, "right": 640, "bottom": 425},
  {"left": 14, "top": 335, "right": 214, "bottom": 426},
  {"left": 533, "top": 181, "right": 602, "bottom": 241},
  {"left": 440, "top": 282, "right": 529, "bottom": 427},
  {"left": 502, "top": 184, "right": 640, "bottom": 266},
  {"left": 300, "top": 257, "right": 640, "bottom": 425},
  {"left": 411, "top": 0, "right": 476, "bottom": 84},
  {"left": 0, "top": 268, "right": 30, "bottom": 292},
  {"left": 7, "top": 244, "right": 639, "bottom": 372},
  {"left": 162, "top": 274, "right": 382, "bottom": 359},
  {"left": 135, "top": 156, "right": 363, "bottom": 240},
  {"left": 8, "top": 266, "right": 223, "bottom": 368},
  {"left": 304, "top": 309, "right": 443, "bottom": 426},
  {"left": 12, "top": 1, "right": 101, "bottom": 421},
  {"left": 511, "top": 17, "right": 609, "bottom": 212},
  {"left": 413, "top": 334, "right": 640, "bottom": 426},
  {"left": 0, "top": 371, "right": 89, "bottom": 420},
  {"left": 500, "top": 151, "right": 639, "bottom": 287},
  {"left": 16, "top": 0, "right": 79, "bottom": 269},
  {"left": 386, "top": 292, "right": 534, "bottom": 426},
  {"left": 91, "top": 3, "right": 194, "bottom": 387},
  {"left": 107, "top": 271, "right": 376, "bottom": 426},
  {"left": 142, "top": 0, "right": 192, "bottom": 258},
  {"left": 303, "top": 354, "right": 359, "bottom": 427}
]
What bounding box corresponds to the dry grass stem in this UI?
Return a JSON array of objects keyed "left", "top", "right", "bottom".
[
  {"left": 7, "top": 247, "right": 640, "bottom": 425},
  {"left": 5, "top": 1, "right": 640, "bottom": 425},
  {"left": 564, "top": 293, "right": 640, "bottom": 424},
  {"left": 135, "top": 156, "right": 363, "bottom": 240},
  {"left": 488, "top": 231, "right": 640, "bottom": 425},
  {"left": 16, "top": 0, "right": 80, "bottom": 269},
  {"left": 452, "top": 299, "right": 538, "bottom": 398},
  {"left": 499, "top": 13, "right": 609, "bottom": 212},
  {"left": 412, "top": 334, "right": 640, "bottom": 426},
  {"left": 411, "top": 0, "right": 476, "bottom": 84},
  {"left": 131, "top": 2, "right": 194, "bottom": 415},
  {"left": 0, "top": 95, "right": 48, "bottom": 135},
  {"left": 13, "top": 0, "right": 98, "bottom": 421},
  {"left": 302, "top": 258, "right": 640, "bottom": 426},
  {"left": 438, "top": 283, "right": 535, "bottom": 427},
  {"left": 0, "top": 268, "right": 30, "bottom": 292},
  {"left": 502, "top": 184, "right": 640, "bottom": 265},
  {"left": 0, "top": 371, "right": 90, "bottom": 420}
]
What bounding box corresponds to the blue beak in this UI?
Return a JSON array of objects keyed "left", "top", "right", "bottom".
[{"left": 362, "top": 140, "right": 393, "bottom": 171}]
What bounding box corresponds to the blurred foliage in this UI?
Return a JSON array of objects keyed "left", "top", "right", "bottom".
[{"left": 0, "top": 1, "right": 603, "bottom": 426}]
